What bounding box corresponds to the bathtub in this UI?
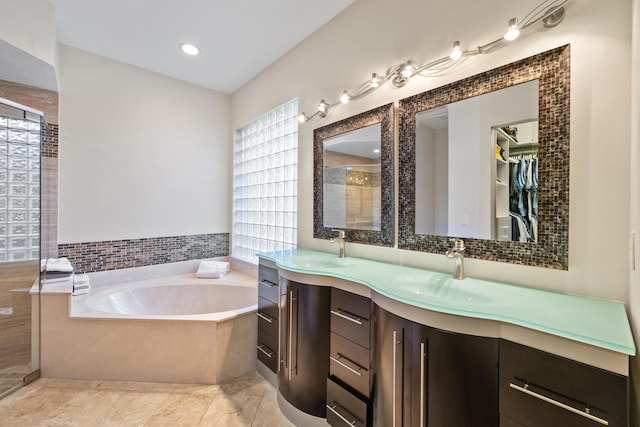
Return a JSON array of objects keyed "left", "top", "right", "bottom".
[{"left": 39, "top": 261, "right": 259, "bottom": 385}]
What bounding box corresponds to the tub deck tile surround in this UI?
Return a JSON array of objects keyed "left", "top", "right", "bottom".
[
  {"left": 0, "top": 371, "right": 294, "bottom": 426},
  {"left": 58, "top": 233, "right": 230, "bottom": 273}
]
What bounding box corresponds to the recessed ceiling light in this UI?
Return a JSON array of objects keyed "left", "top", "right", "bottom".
[{"left": 179, "top": 43, "right": 200, "bottom": 56}]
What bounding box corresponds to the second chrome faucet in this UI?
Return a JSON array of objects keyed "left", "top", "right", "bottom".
[
  {"left": 330, "top": 229, "right": 347, "bottom": 258},
  {"left": 445, "top": 239, "right": 466, "bottom": 279}
]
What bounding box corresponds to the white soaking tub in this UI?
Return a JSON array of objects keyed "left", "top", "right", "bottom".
[{"left": 39, "top": 261, "right": 259, "bottom": 385}]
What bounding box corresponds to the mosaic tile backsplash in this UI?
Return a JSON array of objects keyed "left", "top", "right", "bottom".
[{"left": 58, "top": 233, "right": 230, "bottom": 273}]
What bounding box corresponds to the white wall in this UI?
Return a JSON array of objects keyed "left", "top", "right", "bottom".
[
  {"left": 232, "top": 0, "right": 632, "bottom": 302},
  {"left": 631, "top": 0, "right": 640, "bottom": 322},
  {"left": 0, "top": 0, "right": 56, "bottom": 66},
  {"left": 58, "top": 45, "right": 231, "bottom": 243}
]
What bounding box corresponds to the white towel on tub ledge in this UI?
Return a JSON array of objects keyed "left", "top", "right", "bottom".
[{"left": 196, "top": 261, "right": 230, "bottom": 278}]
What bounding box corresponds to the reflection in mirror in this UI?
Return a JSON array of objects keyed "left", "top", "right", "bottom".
[
  {"left": 414, "top": 80, "right": 539, "bottom": 242},
  {"left": 323, "top": 123, "right": 381, "bottom": 231},
  {"left": 398, "top": 45, "right": 570, "bottom": 269},
  {"left": 314, "top": 103, "right": 394, "bottom": 247}
]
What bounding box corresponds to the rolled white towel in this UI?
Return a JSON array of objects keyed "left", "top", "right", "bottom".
[
  {"left": 73, "top": 273, "right": 90, "bottom": 285},
  {"left": 45, "top": 257, "right": 74, "bottom": 273},
  {"left": 196, "top": 261, "right": 230, "bottom": 279},
  {"left": 72, "top": 282, "right": 91, "bottom": 296}
]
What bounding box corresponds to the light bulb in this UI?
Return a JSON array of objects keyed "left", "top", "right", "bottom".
[
  {"left": 450, "top": 41, "right": 463, "bottom": 61},
  {"left": 370, "top": 73, "right": 380, "bottom": 88},
  {"left": 401, "top": 61, "right": 415, "bottom": 78},
  {"left": 318, "top": 100, "right": 329, "bottom": 113},
  {"left": 179, "top": 43, "right": 200, "bottom": 56},
  {"left": 340, "top": 91, "right": 350, "bottom": 104},
  {"left": 504, "top": 18, "right": 520, "bottom": 41},
  {"left": 298, "top": 113, "right": 307, "bottom": 123}
]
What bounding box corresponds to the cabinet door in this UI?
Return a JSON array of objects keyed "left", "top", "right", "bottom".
[
  {"left": 279, "top": 279, "right": 331, "bottom": 418},
  {"left": 411, "top": 325, "right": 499, "bottom": 427},
  {"left": 372, "top": 304, "right": 411, "bottom": 427}
]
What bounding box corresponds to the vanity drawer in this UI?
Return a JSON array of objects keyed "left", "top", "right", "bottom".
[
  {"left": 327, "top": 377, "right": 368, "bottom": 427},
  {"left": 330, "top": 332, "right": 371, "bottom": 397},
  {"left": 500, "top": 340, "right": 628, "bottom": 427},
  {"left": 257, "top": 328, "right": 278, "bottom": 373},
  {"left": 331, "top": 288, "right": 371, "bottom": 349},
  {"left": 257, "top": 277, "right": 279, "bottom": 304},
  {"left": 257, "top": 297, "right": 278, "bottom": 338}
]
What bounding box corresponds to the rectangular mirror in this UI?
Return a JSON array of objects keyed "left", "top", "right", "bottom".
[
  {"left": 314, "top": 103, "right": 394, "bottom": 246},
  {"left": 415, "top": 80, "right": 539, "bottom": 242},
  {"left": 398, "top": 45, "right": 569, "bottom": 269},
  {"left": 323, "top": 123, "right": 382, "bottom": 231}
]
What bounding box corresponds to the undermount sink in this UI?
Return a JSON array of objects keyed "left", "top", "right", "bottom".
[{"left": 394, "top": 274, "right": 498, "bottom": 305}]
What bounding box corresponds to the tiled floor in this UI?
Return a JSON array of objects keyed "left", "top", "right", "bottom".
[{"left": 0, "top": 370, "right": 295, "bottom": 426}]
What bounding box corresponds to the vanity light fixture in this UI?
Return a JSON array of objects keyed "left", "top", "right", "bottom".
[
  {"left": 318, "top": 100, "right": 329, "bottom": 113},
  {"left": 179, "top": 43, "right": 200, "bottom": 56},
  {"left": 450, "top": 41, "right": 463, "bottom": 61},
  {"left": 370, "top": 73, "right": 381, "bottom": 88},
  {"left": 401, "top": 61, "right": 416, "bottom": 78},
  {"left": 504, "top": 18, "right": 520, "bottom": 41},
  {"left": 298, "top": 0, "right": 569, "bottom": 122}
]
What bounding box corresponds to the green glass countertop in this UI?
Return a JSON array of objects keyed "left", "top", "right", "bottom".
[{"left": 257, "top": 249, "right": 636, "bottom": 356}]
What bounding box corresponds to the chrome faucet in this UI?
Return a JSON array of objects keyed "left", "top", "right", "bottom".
[
  {"left": 445, "top": 239, "right": 466, "bottom": 279},
  {"left": 330, "top": 229, "right": 347, "bottom": 258}
]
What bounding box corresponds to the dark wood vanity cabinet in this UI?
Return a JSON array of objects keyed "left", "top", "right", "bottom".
[
  {"left": 372, "top": 304, "right": 499, "bottom": 427},
  {"left": 372, "top": 304, "right": 412, "bottom": 427},
  {"left": 257, "top": 265, "right": 279, "bottom": 373},
  {"left": 411, "top": 323, "right": 499, "bottom": 427},
  {"left": 499, "top": 340, "right": 628, "bottom": 427},
  {"left": 327, "top": 288, "right": 373, "bottom": 427},
  {"left": 278, "top": 278, "right": 331, "bottom": 417}
]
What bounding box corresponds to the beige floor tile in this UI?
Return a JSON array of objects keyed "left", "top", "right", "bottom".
[
  {"left": 198, "top": 392, "right": 262, "bottom": 427},
  {"left": 252, "top": 388, "right": 295, "bottom": 427},
  {"left": 219, "top": 371, "right": 268, "bottom": 397},
  {"left": 0, "top": 373, "right": 295, "bottom": 427},
  {"left": 0, "top": 386, "right": 79, "bottom": 425},
  {"left": 93, "top": 389, "right": 173, "bottom": 426},
  {"left": 144, "top": 392, "right": 213, "bottom": 426}
]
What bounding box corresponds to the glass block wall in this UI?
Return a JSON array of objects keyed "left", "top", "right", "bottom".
[
  {"left": 0, "top": 115, "right": 41, "bottom": 262},
  {"left": 232, "top": 99, "right": 298, "bottom": 263}
]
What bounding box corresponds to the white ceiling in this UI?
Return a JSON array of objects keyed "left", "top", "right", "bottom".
[{"left": 52, "top": 0, "right": 355, "bottom": 94}]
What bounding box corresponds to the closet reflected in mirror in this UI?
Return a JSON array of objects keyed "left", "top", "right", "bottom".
[{"left": 414, "top": 80, "right": 539, "bottom": 243}]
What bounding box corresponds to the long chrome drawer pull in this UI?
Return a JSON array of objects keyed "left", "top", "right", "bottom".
[
  {"left": 256, "top": 345, "right": 273, "bottom": 358},
  {"left": 258, "top": 280, "right": 276, "bottom": 288},
  {"left": 330, "top": 354, "right": 364, "bottom": 377},
  {"left": 256, "top": 312, "right": 273, "bottom": 323},
  {"left": 392, "top": 330, "right": 398, "bottom": 427},
  {"left": 509, "top": 383, "right": 608, "bottom": 426},
  {"left": 326, "top": 403, "right": 359, "bottom": 426},
  {"left": 330, "top": 309, "right": 362, "bottom": 325}
]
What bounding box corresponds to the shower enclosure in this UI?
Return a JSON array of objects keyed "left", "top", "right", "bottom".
[{"left": 0, "top": 97, "right": 48, "bottom": 398}]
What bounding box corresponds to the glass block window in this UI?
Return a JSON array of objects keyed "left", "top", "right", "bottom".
[
  {"left": 0, "top": 115, "right": 41, "bottom": 262},
  {"left": 232, "top": 99, "right": 298, "bottom": 263}
]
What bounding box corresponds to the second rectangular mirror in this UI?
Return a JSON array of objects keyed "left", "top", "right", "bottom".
[{"left": 314, "top": 103, "right": 394, "bottom": 246}]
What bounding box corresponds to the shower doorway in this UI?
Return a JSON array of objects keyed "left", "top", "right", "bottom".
[{"left": 0, "top": 97, "right": 47, "bottom": 398}]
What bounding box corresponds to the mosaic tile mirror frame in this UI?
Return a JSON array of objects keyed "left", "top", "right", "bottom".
[
  {"left": 398, "top": 45, "right": 570, "bottom": 269},
  {"left": 314, "top": 103, "right": 394, "bottom": 246}
]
